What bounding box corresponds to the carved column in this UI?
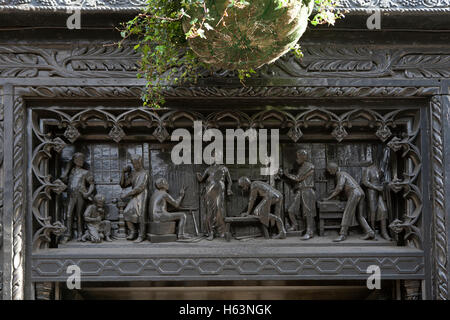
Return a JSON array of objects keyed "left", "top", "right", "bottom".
[
  {"left": 431, "top": 96, "right": 449, "bottom": 300},
  {"left": 1, "top": 85, "right": 25, "bottom": 300},
  {"left": 0, "top": 87, "right": 3, "bottom": 300},
  {"left": 440, "top": 93, "right": 450, "bottom": 300}
]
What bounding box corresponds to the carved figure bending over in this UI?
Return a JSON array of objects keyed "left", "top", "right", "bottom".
[
  {"left": 81, "top": 194, "right": 112, "bottom": 243},
  {"left": 197, "top": 160, "right": 233, "bottom": 241},
  {"left": 150, "top": 178, "right": 192, "bottom": 240},
  {"left": 120, "top": 154, "right": 149, "bottom": 243},
  {"left": 324, "top": 162, "right": 375, "bottom": 242},
  {"left": 281, "top": 149, "right": 317, "bottom": 240},
  {"left": 238, "top": 176, "right": 286, "bottom": 239},
  {"left": 60, "top": 152, "right": 95, "bottom": 243},
  {"left": 362, "top": 164, "right": 392, "bottom": 241}
]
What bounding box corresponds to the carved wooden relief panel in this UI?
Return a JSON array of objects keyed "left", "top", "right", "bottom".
[
  {"left": 26, "top": 102, "right": 428, "bottom": 282},
  {"left": 0, "top": 23, "right": 448, "bottom": 300}
]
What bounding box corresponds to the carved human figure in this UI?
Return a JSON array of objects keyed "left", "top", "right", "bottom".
[
  {"left": 81, "top": 194, "right": 112, "bottom": 243},
  {"left": 196, "top": 161, "right": 233, "bottom": 241},
  {"left": 60, "top": 152, "right": 95, "bottom": 243},
  {"left": 281, "top": 149, "right": 317, "bottom": 240},
  {"left": 362, "top": 164, "right": 392, "bottom": 241},
  {"left": 324, "top": 162, "right": 375, "bottom": 242},
  {"left": 150, "top": 178, "right": 192, "bottom": 240},
  {"left": 120, "top": 154, "right": 149, "bottom": 242},
  {"left": 238, "top": 176, "right": 287, "bottom": 239}
]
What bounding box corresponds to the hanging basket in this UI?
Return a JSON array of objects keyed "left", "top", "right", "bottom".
[{"left": 182, "top": 0, "right": 314, "bottom": 70}]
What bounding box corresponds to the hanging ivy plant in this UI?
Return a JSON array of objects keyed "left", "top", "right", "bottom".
[{"left": 120, "top": 0, "right": 343, "bottom": 107}]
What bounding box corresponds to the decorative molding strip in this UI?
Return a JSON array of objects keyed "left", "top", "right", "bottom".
[
  {"left": 264, "top": 49, "right": 450, "bottom": 80},
  {"left": 0, "top": 45, "right": 140, "bottom": 79},
  {"left": 160, "top": 86, "right": 439, "bottom": 98},
  {"left": 0, "top": 0, "right": 449, "bottom": 12},
  {"left": 1, "top": 45, "right": 450, "bottom": 80},
  {"left": 0, "top": 0, "right": 146, "bottom": 11},
  {"left": 12, "top": 85, "right": 440, "bottom": 100},
  {"left": 15, "top": 86, "right": 143, "bottom": 98},
  {"left": 340, "top": 0, "right": 450, "bottom": 12},
  {"left": 31, "top": 253, "right": 425, "bottom": 281},
  {"left": 430, "top": 95, "right": 448, "bottom": 300}
]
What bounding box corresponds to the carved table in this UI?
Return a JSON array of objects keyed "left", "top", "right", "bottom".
[
  {"left": 224, "top": 216, "right": 270, "bottom": 241},
  {"left": 317, "top": 201, "right": 347, "bottom": 236}
]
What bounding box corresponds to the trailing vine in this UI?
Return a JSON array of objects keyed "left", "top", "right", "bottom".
[{"left": 120, "top": 0, "right": 343, "bottom": 107}]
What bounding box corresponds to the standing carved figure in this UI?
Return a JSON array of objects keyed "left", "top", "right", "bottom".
[
  {"left": 197, "top": 163, "right": 233, "bottom": 241},
  {"left": 238, "top": 177, "right": 286, "bottom": 239},
  {"left": 60, "top": 152, "right": 95, "bottom": 243},
  {"left": 81, "top": 194, "right": 112, "bottom": 243},
  {"left": 362, "top": 164, "right": 392, "bottom": 241},
  {"left": 150, "top": 178, "right": 192, "bottom": 240},
  {"left": 120, "top": 154, "right": 149, "bottom": 243},
  {"left": 324, "top": 162, "right": 375, "bottom": 242},
  {"left": 281, "top": 149, "right": 317, "bottom": 240}
]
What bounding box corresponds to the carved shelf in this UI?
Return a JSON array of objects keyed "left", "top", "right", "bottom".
[{"left": 32, "top": 240, "right": 424, "bottom": 282}]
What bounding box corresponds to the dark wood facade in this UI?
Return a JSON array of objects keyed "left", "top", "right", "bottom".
[{"left": 0, "top": 2, "right": 449, "bottom": 300}]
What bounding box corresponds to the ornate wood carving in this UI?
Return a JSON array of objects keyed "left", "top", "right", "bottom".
[
  {"left": 0, "top": 0, "right": 448, "bottom": 12},
  {"left": 263, "top": 49, "right": 450, "bottom": 79},
  {"left": 0, "top": 45, "right": 449, "bottom": 81},
  {"left": 11, "top": 94, "right": 25, "bottom": 300},
  {"left": 340, "top": 0, "right": 450, "bottom": 11},
  {"left": 387, "top": 128, "right": 423, "bottom": 248},
  {"left": 0, "top": 45, "right": 139, "bottom": 79},
  {"left": 4, "top": 84, "right": 443, "bottom": 299},
  {"left": 430, "top": 96, "right": 448, "bottom": 300},
  {"left": 28, "top": 104, "right": 424, "bottom": 250},
  {"left": 0, "top": 93, "right": 3, "bottom": 297},
  {"left": 31, "top": 253, "right": 425, "bottom": 281},
  {"left": 160, "top": 86, "right": 439, "bottom": 98}
]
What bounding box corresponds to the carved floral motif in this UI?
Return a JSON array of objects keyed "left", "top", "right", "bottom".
[{"left": 1, "top": 45, "right": 449, "bottom": 80}]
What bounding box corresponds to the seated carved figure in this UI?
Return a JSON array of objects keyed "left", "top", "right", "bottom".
[
  {"left": 81, "top": 194, "right": 112, "bottom": 243},
  {"left": 150, "top": 178, "right": 191, "bottom": 240},
  {"left": 238, "top": 176, "right": 286, "bottom": 239}
]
